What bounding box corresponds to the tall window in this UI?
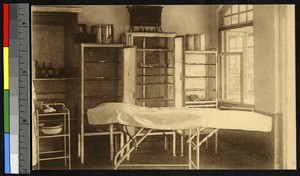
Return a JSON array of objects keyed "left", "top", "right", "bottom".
[{"left": 219, "top": 5, "right": 254, "bottom": 105}]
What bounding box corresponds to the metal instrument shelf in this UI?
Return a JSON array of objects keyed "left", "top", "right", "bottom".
[{"left": 35, "top": 103, "right": 71, "bottom": 170}]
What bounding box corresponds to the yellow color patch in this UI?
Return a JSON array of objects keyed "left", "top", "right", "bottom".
[{"left": 3, "top": 47, "right": 9, "bottom": 90}]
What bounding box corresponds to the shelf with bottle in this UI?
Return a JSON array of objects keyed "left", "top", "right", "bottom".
[{"left": 34, "top": 61, "right": 78, "bottom": 80}]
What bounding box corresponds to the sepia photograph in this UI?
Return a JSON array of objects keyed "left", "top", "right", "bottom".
[{"left": 30, "top": 4, "right": 296, "bottom": 170}]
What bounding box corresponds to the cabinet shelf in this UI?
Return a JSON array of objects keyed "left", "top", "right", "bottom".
[
  {"left": 137, "top": 82, "right": 173, "bottom": 85},
  {"left": 38, "top": 133, "right": 70, "bottom": 139},
  {"left": 137, "top": 74, "right": 173, "bottom": 77},
  {"left": 39, "top": 150, "right": 65, "bottom": 155},
  {"left": 186, "top": 88, "right": 216, "bottom": 91},
  {"left": 185, "top": 76, "right": 215, "bottom": 78},
  {"left": 185, "top": 104, "right": 216, "bottom": 108},
  {"left": 137, "top": 48, "right": 173, "bottom": 52},
  {"left": 185, "top": 63, "right": 216, "bottom": 65},
  {"left": 83, "top": 130, "right": 123, "bottom": 137},
  {"left": 39, "top": 155, "right": 70, "bottom": 161},
  {"left": 185, "top": 100, "right": 216, "bottom": 105},
  {"left": 37, "top": 112, "right": 69, "bottom": 117},
  {"left": 136, "top": 98, "right": 174, "bottom": 102},
  {"left": 84, "top": 60, "right": 120, "bottom": 64},
  {"left": 185, "top": 50, "right": 218, "bottom": 54},
  {"left": 33, "top": 77, "right": 78, "bottom": 81},
  {"left": 139, "top": 65, "right": 174, "bottom": 68},
  {"left": 36, "top": 91, "right": 66, "bottom": 95},
  {"left": 84, "top": 77, "right": 119, "bottom": 81},
  {"left": 84, "top": 95, "right": 120, "bottom": 99}
]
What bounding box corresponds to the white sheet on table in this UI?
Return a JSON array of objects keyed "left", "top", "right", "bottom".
[{"left": 87, "top": 103, "right": 272, "bottom": 132}]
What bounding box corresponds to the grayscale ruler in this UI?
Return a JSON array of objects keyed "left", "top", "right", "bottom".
[{"left": 18, "top": 3, "right": 30, "bottom": 174}]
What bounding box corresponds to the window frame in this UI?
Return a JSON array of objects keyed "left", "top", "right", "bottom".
[{"left": 218, "top": 5, "right": 254, "bottom": 106}]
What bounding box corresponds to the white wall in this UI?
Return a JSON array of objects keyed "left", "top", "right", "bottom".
[{"left": 253, "top": 6, "right": 278, "bottom": 114}]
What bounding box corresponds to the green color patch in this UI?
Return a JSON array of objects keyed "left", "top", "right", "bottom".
[{"left": 4, "top": 90, "right": 9, "bottom": 133}]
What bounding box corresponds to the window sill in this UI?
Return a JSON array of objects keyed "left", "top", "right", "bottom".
[{"left": 218, "top": 99, "right": 254, "bottom": 109}]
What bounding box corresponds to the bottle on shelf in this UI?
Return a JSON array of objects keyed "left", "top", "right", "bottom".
[
  {"left": 35, "top": 60, "right": 40, "bottom": 78},
  {"left": 40, "top": 62, "right": 46, "bottom": 78},
  {"left": 45, "top": 62, "right": 49, "bottom": 78},
  {"left": 48, "top": 62, "right": 54, "bottom": 78}
]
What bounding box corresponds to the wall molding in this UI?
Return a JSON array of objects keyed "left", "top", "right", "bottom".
[{"left": 32, "top": 6, "right": 82, "bottom": 13}]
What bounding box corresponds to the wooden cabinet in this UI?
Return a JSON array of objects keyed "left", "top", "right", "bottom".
[
  {"left": 79, "top": 43, "right": 136, "bottom": 163},
  {"left": 122, "top": 32, "right": 176, "bottom": 107}
]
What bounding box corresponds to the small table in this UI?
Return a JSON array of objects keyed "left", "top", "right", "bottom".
[{"left": 35, "top": 103, "right": 71, "bottom": 170}]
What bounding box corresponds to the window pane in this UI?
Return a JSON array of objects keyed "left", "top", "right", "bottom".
[
  {"left": 229, "top": 56, "right": 240, "bottom": 74},
  {"left": 232, "top": 15, "right": 238, "bottom": 24},
  {"left": 224, "top": 16, "right": 231, "bottom": 26},
  {"left": 229, "top": 37, "right": 236, "bottom": 46},
  {"left": 247, "top": 11, "right": 253, "bottom": 21},
  {"left": 239, "top": 5, "right": 247, "bottom": 12},
  {"left": 236, "top": 36, "right": 244, "bottom": 48},
  {"left": 247, "top": 5, "right": 253, "bottom": 10},
  {"left": 229, "top": 37, "right": 236, "bottom": 51},
  {"left": 229, "top": 76, "right": 240, "bottom": 99},
  {"left": 247, "top": 34, "right": 254, "bottom": 46},
  {"left": 225, "top": 8, "right": 231, "bottom": 15},
  {"left": 239, "top": 13, "right": 246, "bottom": 23},
  {"left": 232, "top": 5, "right": 238, "bottom": 13}
]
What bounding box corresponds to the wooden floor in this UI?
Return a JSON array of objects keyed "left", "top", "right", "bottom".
[{"left": 37, "top": 130, "right": 273, "bottom": 170}]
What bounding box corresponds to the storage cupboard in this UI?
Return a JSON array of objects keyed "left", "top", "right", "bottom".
[
  {"left": 174, "top": 36, "right": 218, "bottom": 108},
  {"left": 184, "top": 50, "right": 218, "bottom": 108},
  {"left": 122, "top": 32, "right": 176, "bottom": 107},
  {"left": 79, "top": 43, "right": 136, "bottom": 163}
]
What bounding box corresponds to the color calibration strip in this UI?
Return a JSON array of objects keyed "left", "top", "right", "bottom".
[
  {"left": 3, "top": 3, "right": 11, "bottom": 174},
  {"left": 3, "top": 3, "right": 30, "bottom": 174}
]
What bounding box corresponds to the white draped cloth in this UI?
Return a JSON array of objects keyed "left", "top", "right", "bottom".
[{"left": 87, "top": 103, "right": 272, "bottom": 132}]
